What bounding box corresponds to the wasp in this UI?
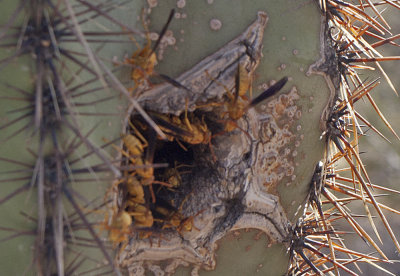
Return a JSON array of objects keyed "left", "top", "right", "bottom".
[
  {"left": 106, "top": 210, "right": 133, "bottom": 247},
  {"left": 204, "top": 64, "right": 288, "bottom": 132},
  {"left": 104, "top": 175, "right": 147, "bottom": 245},
  {"left": 157, "top": 207, "right": 195, "bottom": 233},
  {"left": 123, "top": 175, "right": 154, "bottom": 228},
  {"left": 179, "top": 113, "right": 212, "bottom": 146},
  {"left": 152, "top": 196, "right": 202, "bottom": 235},
  {"left": 124, "top": 174, "right": 145, "bottom": 205},
  {"left": 125, "top": 9, "right": 175, "bottom": 90},
  {"left": 121, "top": 123, "right": 172, "bottom": 203},
  {"left": 151, "top": 99, "right": 213, "bottom": 146},
  {"left": 224, "top": 67, "right": 289, "bottom": 132},
  {"left": 162, "top": 161, "right": 192, "bottom": 188},
  {"left": 122, "top": 133, "right": 154, "bottom": 180},
  {"left": 106, "top": 203, "right": 154, "bottom": 247},
  {"left": 151, "top": 110, "right": 217, "bottom": 160},
  {"left": 121, "top": 122, "right": 154, "bottom": 180},
  {"left": 105, "top": 173, "right": 156, "bottom": 247},
  {"left": 126, "top": 204, "right": 154, "bottom": 228}
]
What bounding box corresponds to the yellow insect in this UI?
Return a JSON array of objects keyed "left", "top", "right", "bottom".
[
  {"left": 152, "top": 107, "right": 212, "bottom": 146},
  {"left": 153, "top": 205, "right": 192, "bottom": 233},
  {"left": 105, "top": 173, "right": 156, "bottom": 246},
  {"left": 223, "top": 65, "right": 252, "bottom": 131},
  {"left": 162, "top": 162, "right": 192, "bottom": 188},
  {"left": 207, "top": 64, "right": 288, "bottom": 132},
  {"left": 122, "top": 121, "right": 173, "bottom": 204},
  {"left": 152, "top": 110, "right": 217, "bottom": 161},
  {"left": 107, "top": 203, "right": 154, "bottom": 247},
  {"left": 125, "top": 175, "right": 145, "bottom": 205},
  {"left": 106, "top": 210, "right": 133, "bottom": 247},
  {"left": 127, "top": 204, "right": 154, "bottom": 228},
  {"left": 125, "top": 9, "right": 175, "bottom": 89},
  {"left": 121, "top": 124, "right": 153, "bottom": 180}
]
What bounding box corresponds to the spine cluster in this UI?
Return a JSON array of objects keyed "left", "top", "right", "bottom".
[{"left": 288, "top": 1, "right": 400, "bottom": 275}]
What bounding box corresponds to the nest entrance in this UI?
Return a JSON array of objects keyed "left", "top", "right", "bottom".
[{"left": 123, "top": 109, "right": 223, "bottom": 233}]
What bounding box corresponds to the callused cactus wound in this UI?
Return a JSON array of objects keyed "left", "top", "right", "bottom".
[{"left": 115, "top": 12, "right": 301, "bottom": 274}]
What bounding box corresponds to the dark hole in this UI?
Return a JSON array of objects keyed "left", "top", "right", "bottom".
[
  {"left": 153, "top": 140, "right": 194, "bottom": 170},
  {"left": 243, "top": 151, "right": 251, "bottom": 162},
  {"left": 127, "top": 109, "right": 220, "bottom": 231}
]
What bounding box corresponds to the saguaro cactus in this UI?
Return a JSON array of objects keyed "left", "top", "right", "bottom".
[{"left": 0, "top": 0, "right": 399, "bottom": 275}]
